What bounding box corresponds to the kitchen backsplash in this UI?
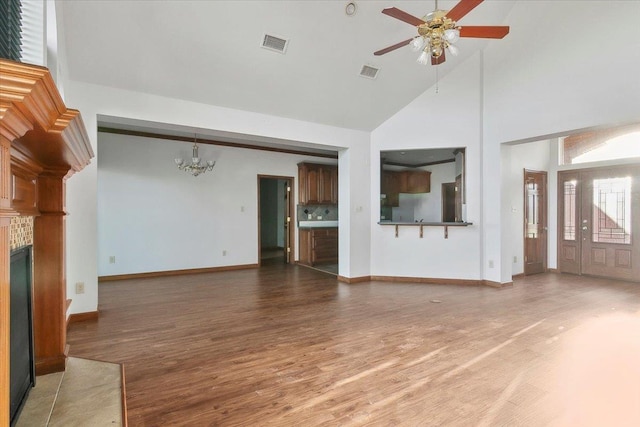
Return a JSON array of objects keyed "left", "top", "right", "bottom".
[{"left": 297, "top": 205, "right": 338, "bottom": 221}]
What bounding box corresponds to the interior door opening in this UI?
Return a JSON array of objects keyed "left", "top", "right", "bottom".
[{"left": 258, "top": 176, "right": 294, "bottom": 266}]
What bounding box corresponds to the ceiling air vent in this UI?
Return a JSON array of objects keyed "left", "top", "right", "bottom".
[
  {"left": 261, "top": 34, "right": 289, "bottom": 54},
  {"left": 359, "top": 65, "right": 379, "bottom": 79}
]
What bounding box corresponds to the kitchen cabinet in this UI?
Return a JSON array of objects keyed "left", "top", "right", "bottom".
[
  {"left": 298, "top": 163, "right": 338, "bottom": 205},
  {"left": 298, "top": 228, "right": 338, "bottom": 266},
  {"left": 381, "top": 170, "right": 431, "bottom": 207},
  {"left": 404, "top": 170, "right": 431, "bottom": 193}
]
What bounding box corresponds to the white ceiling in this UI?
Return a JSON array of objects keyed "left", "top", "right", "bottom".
[{"left": 60, "top": 0, "right": 516, "bottom": 132}]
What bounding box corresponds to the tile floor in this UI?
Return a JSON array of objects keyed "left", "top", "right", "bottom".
[{"left": 16, "top": 357, "right": 124, "bottom": 427}]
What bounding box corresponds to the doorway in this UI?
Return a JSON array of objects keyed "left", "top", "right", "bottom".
[
  {"left": 258, "top": 176, "right": 294, "bottom": 266},
  {"left": 524, "top": 170, "right": 548, "bottom": 275},
  {"left": 442, "top": 182, "right": 456, "bottom": 222},
  {"left": 558, "top": 164, "right": 640, "bottom": 281}
]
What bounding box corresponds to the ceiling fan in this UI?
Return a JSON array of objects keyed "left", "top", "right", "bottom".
[{"left": 374, "top": 0, "right": 509, "bottom": 66}]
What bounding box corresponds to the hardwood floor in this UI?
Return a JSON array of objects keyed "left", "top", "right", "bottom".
[{"left": 67, "top": 266, "right": 640, "bottom": 426}]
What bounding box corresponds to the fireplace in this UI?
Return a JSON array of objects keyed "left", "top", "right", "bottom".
[{"left": 10, "top": 245, "right": 35, "bottom": 425}]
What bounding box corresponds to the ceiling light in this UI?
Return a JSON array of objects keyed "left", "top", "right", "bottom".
[
  {"left": 410, "top": 36, "right": 425, "bottom": 52},
  {"left": 447, "top": 43, "right": 459, "bottom": 56},
  {"left": 417, "top": 51, "right": 430, "bottom": 65},
  {"left": 444, "top": 28, "right": 460, "bottom": 43},
  {"left": 175, "top": 136, "right": 215, "bottom": 177}
]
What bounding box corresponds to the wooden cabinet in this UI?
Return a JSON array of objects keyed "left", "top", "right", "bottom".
[
  {"left": 404, "top": 170, "right": 431, "bottom": 193},
  {"left": 298, "top": 163, "right": 338, "bottom": 205},
  {"left": 299, "top": 228, "right": 338, "bottom": 266},
  {"left": 381, "top": 170, "right": 431, "bottom": 207}
]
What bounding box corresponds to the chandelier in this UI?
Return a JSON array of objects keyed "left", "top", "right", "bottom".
[
  {"left": 410, "top": 8, "right": 460, "bottom": 65},
  {"left": 174, "top": 138, "right": 215, "bottom": 177}
]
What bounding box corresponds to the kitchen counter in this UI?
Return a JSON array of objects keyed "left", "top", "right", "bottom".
[{"left": 298, "top": 220, "right": 338, "bottom": 228}]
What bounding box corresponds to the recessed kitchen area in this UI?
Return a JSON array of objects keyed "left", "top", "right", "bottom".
[
  {"left": 380, "top": 148, "right": 466, "bottom": 224},
  {"left": 297, "top": 162, "right": 339, "bottom": 274}
]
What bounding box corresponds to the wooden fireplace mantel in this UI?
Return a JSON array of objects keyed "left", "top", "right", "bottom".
[{"left": 1, "top": 59, "right": 94, "bottom": 425}]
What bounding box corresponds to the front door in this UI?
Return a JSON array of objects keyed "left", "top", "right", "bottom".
[
  {"left": 558, "top": 165, "right": 640, "bottom": 281},
  {"left": 524, "top": 170, "right": 547, "bottom": 275}
]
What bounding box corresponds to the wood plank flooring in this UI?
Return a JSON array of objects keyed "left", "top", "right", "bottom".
[{"left": 67, "top": 265, "right": 640, "bottom": 426}]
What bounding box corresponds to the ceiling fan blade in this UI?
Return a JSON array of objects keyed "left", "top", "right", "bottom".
[
  {"left": 446, "top": 0, "right": 484, "bottom": 22},
  {"left": 374, "top": 38, "right": 413, "bottom": 56},
  {"left": 431, "top": 51, "right": 446, "bottom": 66},
  {"left": 459, "top": 26, "right": 510, "bottom": 39},
  {"left": 381, "top": 7, "right": 426, "bottom": 26}
]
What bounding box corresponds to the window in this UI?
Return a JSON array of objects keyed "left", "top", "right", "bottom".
[
  {"left": 592, "top": 177, "right": 632, "bottom": 244},
  {"left": 561, "top": 123, "right": 640, "bottom": 165},
  {"left": 0, "top": 0, "right": 45, "bottom": 65},
  {"left": 0, "top": 0, "right": 23, "bottom": 61}
]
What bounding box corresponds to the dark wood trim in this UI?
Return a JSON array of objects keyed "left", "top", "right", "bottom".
[
  {"left": 511, "top": 273, "right": 525, "bottom": 280},
  {"left": 523, "top": 169, "right": 548, "bottom": 276},
  {"left": 337, "top": 275, "right": 371, "bottom": 284},
  {"left": 547, "top": 268, "right": 559, "bottom": 273},
  {"left": 98, "top": 126, "right": 338, "bottom": 159},
  {"left": 384, "top": 158, "right": 455, "bottom": 168},
  {"left": 371, "top": 276, "right": 483, "bottom": 286},
  {"left": 369, "top": 275, "right": 513, "bottom": 288},
  {"left": 68, "top": 311, "right": 100, "bottom": 325},
  {"left": 35, "top": 354, "right": 67, "bottom": 376},
  {"left": 483, "top": 280, "right": 513, "bottom": 288},
  {"left": 99, "top": 264, "right": 259, "bottom": 282}
]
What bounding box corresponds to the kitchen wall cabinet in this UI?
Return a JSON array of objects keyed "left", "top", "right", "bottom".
[
  {"left": 298, "top": 163, "right": 338, "bottom": 205},
  {"left": 298, "top": 228, "right": 338, "bottom": 266},
  {"left": 381, "top": 170, "right": 431, "bottom": 207}
]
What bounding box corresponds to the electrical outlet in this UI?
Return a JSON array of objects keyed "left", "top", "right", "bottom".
[
  {"left": 489, "top": 260, "right": 494, "bottom": 268},
  {"left": 317, "top": 216, "right": 323, "bottom": 220},
  {"left": 240, "top": 206, "right": 245, "bottom": 212},
  {"left": 513, "top": 256, "right": 518, "bottom": 263},
  {"left": 75, "top": 282, "right": 85, "bottom": 294},
  {"left": 222, "top": 250, "right": 227, "bottom": 256},
  {"left": 109, "top": 256, "right": 116, "bottom": 264},
  {"left": 307, "top": 214, "right": 312, "bottom": 219}
]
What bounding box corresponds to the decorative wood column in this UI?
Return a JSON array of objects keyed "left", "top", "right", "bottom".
[
  {"left": 32, "top": 172, "right": 69, "bottom": 374},
  {"left": 0, "top": 59, "right": 93, "bottom": 422}
]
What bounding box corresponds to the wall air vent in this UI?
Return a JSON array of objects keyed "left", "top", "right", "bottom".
[
  {"left": 359, "top": 65, "right": 379, "bottom": 79},
  {"left": 261, "top": 34, "right": 289, "bottom": 54}
]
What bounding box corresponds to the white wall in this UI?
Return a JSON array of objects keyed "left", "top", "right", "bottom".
[
  {"left": 63, "top": 1, "right": 640, "bottom": 310},
  {"left": 485, "top": 0, "right": 640, "bottom": 283},
  {"left": 98, "top": 133, "right": 324, "bottom": 275},
  {"left": 64, "top": 81, "right": 370, "bottom": 314},
  {"left": 503, "top": 140, "right": 552, "bottom": 276},
  {"left": 371, "top": 1, "right": 640, "bottom": 284},
  {"left": 370, "top": 55, "right": 483, "bottom": 281}
]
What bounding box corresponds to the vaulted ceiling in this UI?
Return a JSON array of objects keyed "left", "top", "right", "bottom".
[{"left": 60, "top": 1, "right": 517, "bottom": 132}]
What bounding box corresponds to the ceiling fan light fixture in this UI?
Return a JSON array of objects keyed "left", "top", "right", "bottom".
[
  {"left": 447, "top": 43, "right": 459, "bottom": 56},
  {"left": 410, "top": 36, "right": 426, "bottom": 51},
  {"left": 417, "top": 50, "right": 430, "bottom": 65},
  {"left": 444, "top": 28, "right": 460, "bottom": 43}
]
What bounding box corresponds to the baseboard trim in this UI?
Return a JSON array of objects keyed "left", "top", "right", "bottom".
[
  {"left": 511, "top": 273, "right": 525, "bottom": 280},
  {"left": 36, "top": 355, "right": 66, "bottom": 376},
  {"left": 483, "top": 280, "right": 513, "bottom": 288},
  {"left": 368, "top": 276, "right": 514, "bottom": 288},
  {"left": 371, "top": 275, "right": 483, "bottom": 286},
  {"left": 546, "top": 268, "right": 559, "bottom": 273},
  {"left": 99, "top": 263, "right": 259, "bottom": 282},
  {"left": 337, "top": 275, "right": 371, "bottom": 284},
  {"left": 68, "top": 311, "right": 100, "bottom": 325}
]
